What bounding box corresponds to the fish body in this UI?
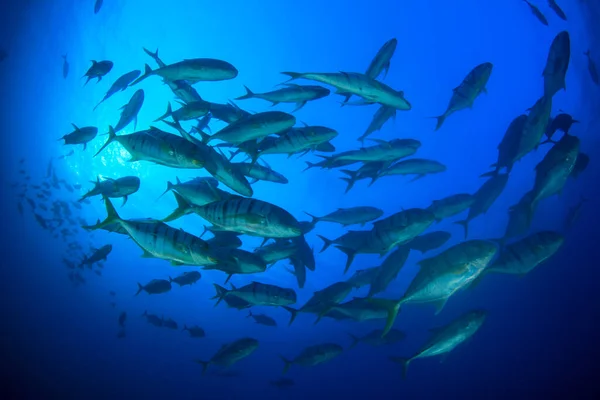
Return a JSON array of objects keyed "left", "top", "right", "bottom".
[
  {"left": 502, "top": 190, "right": 536, "bottom": 241},
  {"left": 359, "top": 105, "right": 397, "bottom": 142},
  {"left": 136, "top": 279, "right": 172, "bottom": 295},
  {"left": 156, "top": 100, "right": 211, "bottom": 122},
  {"left": 247, "top": 310, "right": 277, "bottom": 326},
  {"left": 253, "top": 240, "right": 298, "bottom": 265},
  {"left": 426, "top": 193, "right": 475, "bottom": 222},
  {"left": 570, "top": 152, "right": 588, "bottom": 179},
  {"left": 523, "top": 0, "right": 549, "bottom": 25},
  {"left": 94, "top": 0, "right": 103, "bottom": 13},
  {"left": 236, "top": 84, "right": 330, "bottom": 112},
  {"left": 545, "top": 113, "right": 578, "bottom": 142},
  {"left": 280, "top": 343, "right": 343, "bottom": 374},
  {"left": 83, "top": 60, "right": 113, "bottom": 85},
  {"left": 62, "top": 54, "right": 69, "bottom": 78},
  {"left": 257, "top": 126, "right": 338, "bottom": 157},
  {"left": 80, "top": 176, "right": 140, "bottom": 205},
  {"left": 132, "top": 59, "right": 238, "bottom": 86},
  {"left": 376, "top": 158, "right": 446, "bottom": 181},
  {"left": 60, "top": 124, "right": 98, "bottom": 150},
  {"left": 345, "top": 267, "right": 380, "bottom": 289},
  {"left": 235, "top": 162, "right": 288, "bottom": 184},
  {"left": 113, "top": 89, "right": 145, "bottom": 133},
  {"left": 183, "top": 325, "right": 206, "bottom": 338},
  {"left": 281, "top": 71, "right": 411, "bottom": 111},
  {"left": 214, "top": 282, "right": 296, "bottom": 307},
  {"left": 307, "top": 206, "right": 384, "bottom": 227},
  {"left": 408, "top": 231, "right": 452, "bottom": 254},
  {"left": 195, "top": 338, "right": 259, "bottom": 374},
  {"left": 515, "top": 96, "right": 552, "bottom": 163},
  {"left": 456, "top": 173, "right": 509, "bottom": 238},
  {"left": 584, "top": 50, "right": 599, "bottom": 85},
  {"left": 391, "top": 310, "right": 487, "bottom": 378},
  {"left": 543, "top": 31, "right": 570, "bottom": 98},
  {"left": 368, "top": 246, "right": 411, "bottom": 297},
  {"left": 485, "top": 114, "right": 527, "bottom": 175},
  {"left": 434, "top": 63, "right": 493, "bottom": 130},
  {"left": 94, "top": 70, "right": 141, "bottom": 110},
  {"left": 169, "top": 271, "right": 202, "bottom": 286},
  {"left": 328, "top": 139, "right": 421, "bottom": 165},
  {"left": 548, "top": 0, "right": 567, "bottom": 21},
  {"left": 205, "top": 111, "right": 296, "bottom": 145},
  {"left": 81, "top": 244, "right": 112, "bottom": 267},
  {"left": 366, "top": 38, "right": 398, "bottom": 80}
]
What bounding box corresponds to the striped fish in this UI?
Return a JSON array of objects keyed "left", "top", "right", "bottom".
[{"left": 213, "top": 281, "right": 297, "bottom": 307}]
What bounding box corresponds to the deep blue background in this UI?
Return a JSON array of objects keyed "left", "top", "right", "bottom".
[{"left": 1, "top": 1, "right": 600, "bottom": 399}]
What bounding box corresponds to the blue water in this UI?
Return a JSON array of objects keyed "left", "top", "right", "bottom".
[{"left": 2, "top": 0, "right": 599, "bottom": 399}]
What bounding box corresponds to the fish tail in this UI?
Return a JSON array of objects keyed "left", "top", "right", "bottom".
[
  {"left": 211, "top": 283, "right": 229, "bottom": 307},
  {"left": 433, "top": 113, "right": 447, "bottom": 131},
  {"left": 94, "top": 126, "right": 117, "bottom": 157},
  {"left": 348, "top": 333, "right": 361, "bottom": 349},
  {"left": 335, "top": 246, "right": 357, "bottom": 274},
  {"left": 282, "top": 306, "right": 298, "bottom": 326},
  {"left": 584, "top": 50, "right": 590, "bottom": 57},
  {"left": 141, "top": 310, "right": 148, "bottom": 317},
  {"left": 154, "top": 102, "right": 173, "bottom": 122},
  {"left": 454, "top": 219, "right": 469, "bottom": 239},
  {"left": 279, "top": 355, "right": 293, "bottom": 375},
  {"left": 479, "top": 170, "right": 498, "bottom": 178},
  {"left": 135, "top": 283, "right": 143, "bottom": 296},
  {"left": 161, "top": 191, "right": 190, "bottom": 222},
  {"left": 246, "top": 310, "right": 253, "bottom": 318},
  {"left": 280, "top": 72, "right": 302, "bottom": 83},
  {"left": 368, "top": 298, "right": 402, "bottom": 337},
  {"left": 304, "top": 212, "right": 320, "bottom": 226},
  {"left": 157, "top": 180, "right": 175, "bottom": 201},
  {"left": 130, "top": 64, "right": 152, "bottom": 86},
  {"left": 389, "top": 357, "right": 411, "bottom": 379},
  {"left": 302, "top": 161, "right": 318, "bottom": 172},
  {"left": 182, "top": 324, "right": 188, "bottom": 331},
  {"left": 316, "top": 235, "right": 334, "bottom": 253},
  {"left": 194, "top": 360, "right": 210, "bottom": 375},
  {"left": 235, "top": 85, "right": 255, "bottom": 100},
  {"left": 82, "top": 198, "right": 122, "bottom": 231},
  {"left": 142, "top": 47, "right": 159, "bottom": 61},
  {"left": 168, "top": 276, "right": 173, "bottom": 283}
]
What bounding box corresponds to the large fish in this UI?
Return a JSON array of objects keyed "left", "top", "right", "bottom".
[
  {"left": 390, "top": 310, "right": 487, "bottom": 378},
  {"left": 281, "top": 71, "right": 411, "bottom": 111},
  {"left": 132, "top": 58, "right": 238, "bottom": 86},
  {"left": 93, "top": 70, "right": 141, "bottom": 110},
  {"left": 58, "top": 124, "right": 98, "bottom": 150},
  {"left": 235, "top": 84, "right": 330, "bottom": 112},
  {"left": 79, "top": 176, "right": 140, "bottom": 206},
  {"left": 280, "top": 343, "right": 343, "bottom": 374},
  {"left": 202, "top": 111, "right": 296, "bottom": 145},
  {"left": 433, "top": 63, "right": 493, "bottom": 131},
  {"left": 82, "top": 60, "right": 113, "bottom": 85},
  {"left": 365, "top": 38, "right": 398, "bottom": 80},
  {"left": 113, "top": 89, "right": 145, "bottom": 133},
  {"left": 543, "top": 31, "right": 570, "bottom": 98},
  {"left": 195, "top": 338, "right": 259, "bottom": 374},
  {"left": 213, "top": 282, "right": 296, "bottom": 307}
]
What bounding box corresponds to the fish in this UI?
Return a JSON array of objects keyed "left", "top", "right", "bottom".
[
  {"left": 570, "top": 152, "right": 589, "bottom": 179},
  {"left": 306, "top": 206, "right": 384, "bottom": 227},
  {"left": 368, "top": 246, "right": 411, "bottom": 297},
  {"left": 522, "top": 0, "right": 549, "bottom": 25},
  {"left": 426, "top": 193, "right": 475, "bottom": 223},
  {"left": 543, "top": 31, "right": 570, "bottom": 98},
  {"left": 250, "top": 125, "right": 338, "bottom": 160},
  {"left": 322, "top": 139, "right": 420, "bottom": 166},
  {"left": 159, "top": 177, "right": 227, "bottom": 214},
  {"left": 58, "top": 150, "right": 75, "bottom": 159},
  {"left": 280, "top": 343, "right": 343, "bottom": 374},
  {"left": 118, "top": 311, "right": 126, "bottom": 328},
  {"left": 79, "top": 176, "right": 140, "bottom": 206},
  {"left": 365, "top": 38, "right": 398, "bottom": 80},
  {"left": 155, "top": 100, "right": 211, "bottom": 122},
  {"left": 235, "top": 84, "right": 330, "bottom": 112},
  {"left": 135, "top": 279, "right": 172, "bottom": 295},
  {"left": 113, "top": 89, "right": 145, "bottom": 133},
  {"left": 183, "top": 325, "right": 206, "bottom": 338},
  {"left": 80, "top": 244, "right": 112, "bottom": 268},
  {"left": 131, "top": 59, "right": 238, "bottom": 86},
  {"left": 433, "top": 63, "right": 493, "bottom": 131},
  {"left": 358, "top": 105, "right": 396, "bottom": 143},
  {"left": 58, "top": 124, "right": 98, "bottom": 150},
  {"left": 202, "top": 111, "right": 296, "bottom": 145},
  {"left": 234, "top": 162, "right": 288, "bottom": 184},
  {"left": 173, "top": 195, "right": 303, "bottom": 238},
  {"left": 564, "top": 196, "right": 587, "bottom": 230},
  {"left": 390, "top": 310, "right": 487, "bottom": 378},
  {"left": 213, "top": 281, "right": 296, "bottom": 307},
  {"left": 348, "top": 328, "right": 406, "bottom": 348},
  {"left": 482, "top": 114, "right": 527, "bottom": 176},
  {"left": 62, "top": 54, "right": 69, "bottom": 78},
  {"left": 584, "top": 50, "right": 599, "bottom": 85},
  {"left": 247, "top": 310, "right": 277, "bottom": 327},
  {"left": 283, "top": 282, "right": 354, "bottom": 325},
  {"left": 195, "top": 338, "right": 258, "bottom": 374},
  {"left": 93, "top": 70, "right": 141, "bottom": 110},
  {"left": 373, "top": 158, "right": 447, "bottom": 183},
  {"left": 548, "top": 0, "right": 567, "bottom": 21},
  {"left": 142, "top": 311, "right": 164, "bottom": 327},
  {"left": 82, "top": 60, "right": 113, "bottom": 85},
  {"left": 500, "top": 190, "right": 536, "bottom": 242},
  {"left": 281, "top": 71, "right": 411, "bottom": 110},
  {"left": 196, "top": 112, "right": 212, "bottom": 134},
  {"left": 544, "top": 113, "right": 579, "bottom": 144},
  {"left": 345, "top": 267, "right": 381, "bottom": 289},
  {"left": 455, "top": 173, "right": 509, "bottom": 238},
  {"left": 513, "top": 96, "right": 552, "bottom": 164},
  {"left": 169, "top": 271, "right": 202, "bottom": 287},
  {"left": 407, "top": 231, "right": 452, "bottom": 254},
  {"left": 163, "top": 318, "right": 178, "bottom": 330},
  {"left": 203, "top": 248, "right": 267, "bottom": 283},
  {"left": 94, "top": 0, "right": 103, "bottom": 14}
]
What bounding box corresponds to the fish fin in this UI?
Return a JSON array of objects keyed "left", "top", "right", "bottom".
[
  {"left": 235, "top": 85, "right": 254, "bottom": 101},
  {"left": 368, "top": 298, "right": 402, "bottom": 337},
  {"left": 155, "top": 102, "right": 172, "bottom": 122},
  {"left": 433, "top": 297, "right": 449, "bottom": 315},
  {"left": 316, "top": 235, "right": 334, "bottom": 253},
  {"left": 157, "top": 180, "right": 174, "bottom": 201},
  {"left": 409, "top": 174, "right": 425, "bottom": 183},
  {"left": 279, "top": 355, "right": 293, "bottom": 375},
  {"left": 454, "top": 219, "right": 469, "bottom": 239},
  {"left": 130, "top": 64, "right": 152, "bottom": 86},
  {"left": 335, "top": 246, "right": 357, "bottom": 274},
  {"left": 121, "top": 196, "right": 128, "bottom": 207},
  {"left": 304, "top": 212, "right": 320, "bottom": 226},
  {"left": 432, "top": 114, "right": 447, "bottom": 131},
  {"left": 389, "top": 357, "right": 411, "bottom": 379},
  {"left": 135, "top": 283, "right": 144, "bottom": 296},
  {"left": 224, "top": 274, "right": 233, "bottom": 284},
  {"left": 94, "top": 126, "right": 117, "bottom": 157},
  {"left": 282, "top": 306, "right": 298, "bottom": 326},
  {"left": 82, "top": 197, "right": 122, "bottom": 231},
  {"left": 211, "top": 284, "right": 229, "bottom": 307},
  {"left": 348, "top": 333, "right": 361, "bottom": 349},
  {"left": 280, "top": 72, "right": 302, "bottom": 83},
  {"left": 291, "top": 101, "right": 307, "bottom": 113},
  {"left": 162, "top": 192, "right": 191, "bottom": 222},
  {"left": 479, "top": 170, "right": 498, "bottom": 178},
  {"left": 382, "top": 61, "right": 391, "bottom": 80},
  {"left": 194, "top": 360, "right": 210, "bottom": 375}
]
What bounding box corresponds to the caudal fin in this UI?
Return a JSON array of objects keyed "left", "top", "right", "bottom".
[
  {"left": 369, "top": 298, "right": 402, "bottom": 337},
  {"left": 433, "top": 114, "right": 447, "bottom": 131},
  {"left": 135, "top": 283, "right": 144, "bottom": 296},
  {"left": 235, "top": 85, "right": 255, "bottom": 100},
  {"left": 304, "top": 212, "right": 321, "bottom": 226},
  {"left": 282, "top": 306, "right": 299, "bottom": 326},
  {"left": 454, "top": 219, "right": 469, "bottom": 239},
  {"left": 162, "top": 192, "right": 191, "bottom": 222},
  {"left": 348, "top": 333, "right": 361, "bottom": 349},
  {"left": 194, "top": 360, "right": 210, "bottom": 375},
  {"left": 389, "top": 356, "right": 411, "bottom": 379},
  {"left": 130, "top": 64, "right": 153, "bottom": 86},
  {"left": 157, "top": 180, "right": 175, "bottom": 201},
  {"left": 280, "top": 72, "right": 303, "bottom": 83},
  {"left": 335, "top": 246, "right": 357, "bottom": 274},
  {"left": 82, "top": 197, "right": 122, "bottom": 231},
  {"left": 279, "top": 355, "right": 293, "bottom": 375},
  {"left": 154, "top": 102, "right": 173, "bottom": 122},
  {"left": 211, "top": 284, "right": 229, "bottom": 307},
  {"left": 94, "top": 126, "right": 118, "bottom": 157},
  {"left": 317, "top": 235, "right": 334, "bottom": 253}
]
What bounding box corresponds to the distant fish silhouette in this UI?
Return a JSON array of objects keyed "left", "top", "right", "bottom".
[{"left": 94, "top": 0, "right": 103, "bottom": 14}]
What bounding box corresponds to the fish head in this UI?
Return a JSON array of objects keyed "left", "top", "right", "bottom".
[
  {"left": 273, "top": 287, "right": 297, "bottom": 305},
  {"left": 465, "top": 309, "right": 488, "bottom": 329}
]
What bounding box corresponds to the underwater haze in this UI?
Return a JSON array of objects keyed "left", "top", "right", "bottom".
[{"left": 2, "top": 0, "right": 600, "bottom": 399}]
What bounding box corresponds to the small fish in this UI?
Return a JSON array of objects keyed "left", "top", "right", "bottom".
[
  {"left": 135, "top": 279, "right": 172, "bottom": 296},
  {"left": 94, "top": 0, "right": 103, "bottom": 14},
  {"left": 523, "top": 0, "right": 549, "bottom": 25},
  {"left": 247, "top": 310, "right": 277, "bottom": 327},
  {"left": 82, "top": 60, "right": 113, "bottom": 85},
  {"left": 548, "top": 0, "right": 567, "bottom": 21},
  {"left": 93, "top": 69, "right": 141, "bottom": 110},
  {"left": 584, "top": 50, "right": 599, "bottom": 85},
  {"left": 118, "top": 311, "right": 127, "bottom": 328},
  {"left": 62, "top": 54, "right": 69, "bottom": 78},
  {"left": 182, "top": 325, "right": 206, "bottom": 338}
]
